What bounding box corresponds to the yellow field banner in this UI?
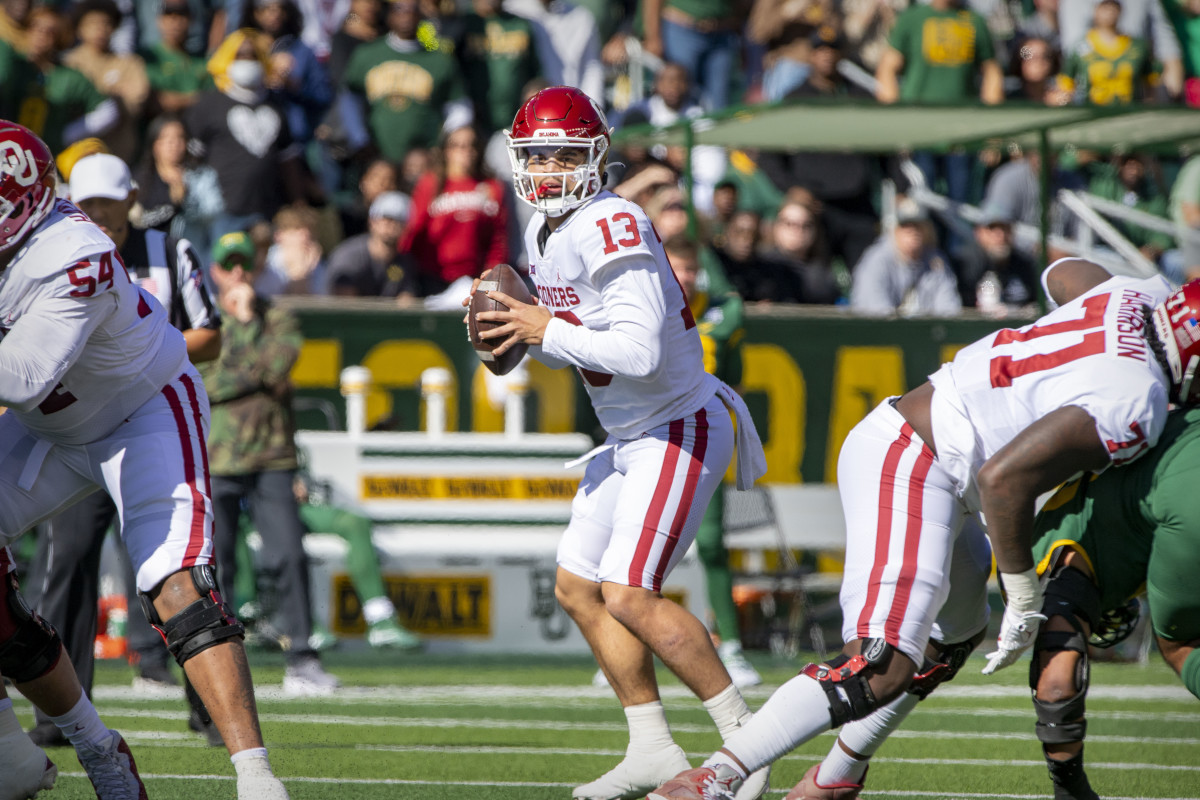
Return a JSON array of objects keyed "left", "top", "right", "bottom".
[
  {"left": 331, "top": 573, "right": 491, "bottom": 637},
  {"left": 361, "top": 475, "right": 579, "bottom": 501}
]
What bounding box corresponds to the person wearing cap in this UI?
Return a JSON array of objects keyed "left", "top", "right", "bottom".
[
  {"left": 25, "top": 151, "right": 222, "bottom": 748},
  {"left": 203, "top": 231, "right": 342, "bottom": 698},
  {"left": 953, "top": 204, "right": 1039, "bottom": 315},
  {"left": 141, "top": 0, "right": 213, "bottom": 113},
  {"left": 849, "top": 201, "right": 962, "bottom": 316},
  {"left": 327, "top": 190, "right": 419, "bottom": 299}
]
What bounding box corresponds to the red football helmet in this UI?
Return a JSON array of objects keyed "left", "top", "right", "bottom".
[
  {"left": 507, "top": 86, "right": 610, "bottom": 216},
  {"left": 0, "top": 122, "right": 56, "bottom": 254},
  {"left": 1151, "top": 279, "right": 1200, "bottom": 404}
]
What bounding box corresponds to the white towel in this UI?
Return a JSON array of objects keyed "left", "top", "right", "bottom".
[{"left": 707, "top": 374, "right": 768, "bottom": 490}]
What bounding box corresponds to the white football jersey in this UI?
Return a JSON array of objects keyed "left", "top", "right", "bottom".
[
  {"left": 525, "top": 191, "right": 710, "bottom": 439},
  {"left": 0, "top": 200, "right": 189, "bottom": 444},
  {"left": 930, "top": 273, "right": 1173, "bottom": 507}
]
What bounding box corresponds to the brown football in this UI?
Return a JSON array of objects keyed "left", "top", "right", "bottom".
[{"left": 468, "top": 263, "right": 533, "bottom": 376}]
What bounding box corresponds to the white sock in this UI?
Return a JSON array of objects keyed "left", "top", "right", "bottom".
[
  {"left": 816, "top": 742, "right": 870, "bottom": 785},
  {"left": 712, "top": 673, "right": 834, "bottom": 775},
  {"left": 817, "top": 691, "right": 919, "bottom": 784},
  {"left": 624, "top": 701, "right": 675, "bottom": 754},
  {"left": 702, "top": 683, "right": 753, "bottom": 740},
  {"left": 232, "top": 747, "right": 273, "bottom": 777},
  {"left": 0, "top": 697, "right": 22, "bottom": 738},
  {"left": 362, "top": 596, "right": 396, "bottom": 625},
  {"left": 51, "top": 692, "right": 110, "bottom": 749}
]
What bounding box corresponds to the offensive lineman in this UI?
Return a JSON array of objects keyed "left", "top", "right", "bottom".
[
  {"left": 467, "top": 86, "right": 770, "bottom": 800},
  {"left": 650, "top": 256, "right": 1200, "bottom": 800},
  {"left": 0, "top": 121, "right": 289, "bottom": 799}
]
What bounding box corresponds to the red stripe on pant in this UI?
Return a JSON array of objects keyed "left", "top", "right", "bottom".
[
  {"left": 857, "top": 422, "right": 918, "bottom": 638},
  {"left": 884, "top": 443, "right": 934, "bottom": 641},
  {"left": 162, "top": 379, "right": 207, "bottom": 566},
  {"left": 628, "top": 419, "right": 687, "bottom": 589},
  {"left": 650, "top": 408, "right": 708, "bottom": 588}
]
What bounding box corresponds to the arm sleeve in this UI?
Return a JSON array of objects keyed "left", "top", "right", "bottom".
[
  {"left": 540, "top": 255, "right": 668, "bottom": 379},
  {"left": 175, "top": 239, "right": 220, "bottom": 331}
]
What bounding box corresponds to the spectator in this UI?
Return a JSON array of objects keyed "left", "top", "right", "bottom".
[
  {"left": 0, "top": 8, "right": 118, "bottom": 153},
  {"left": 62, "top": 0, "right": 150, "bottom": 163},
  {"left": 252, "top": 0, "right": 334, "bottom": 144},
  {"left": 1015, "top": 0, "right": 1062, "bottom": 51},
  {"left": 141, "top": 0, "right": 213, "bottom": 115},
  {"left": 0, "top": 0, "right": 30, "bottom": 52},
  {"left": 1161, "top": 0, "right": 1200, "bottom": 106},
  {"left": 757, "top": 28, "right": 884, "bottom": 272},
  {"left": 746, "top": 0, "right": 841, "bottom": 101},
  {"left": 638, "top": 0, "right": 741, "bottom": 110},
  {"left": 136, "top": 0, "right": 229, "bottom": 58},
  {"left": 328, "top": 0, "right": 382, "bottom": 87},
  {"left": 876, "top": 0, "right": 1003, "bottom": 210},
  {"left": 187, "top": 28, "right": 308, "bottom": 239},
  {"left": 762, "top": 191, "right": 842, "bottom": 304},
  {"left": 850, "top": 203, "right": 962, "bottom": 316},
  {"left": 336, "top": 154, "right": 399, "bottom": 237},
  {"left": 1006, "top": 35, "right": 1071, "bottom": 104},
  {"left": 1059, "top": 0, "right": 1154, "bottom": 105},
  {"left": 1086, "top": 153, "right": 1172, "bottom": 264},
  {"left": 1059, "top": 0, "right": 1185, "bottom": 100},
  {"left": 713, "top": 209, "right": 775, "bottom": 302},
  {"left": 953, "top": 204, "right": 1039, "bottom": 314},
  {"left": 403, "top": 123, "right": 509, "bottom": 299},
  {"left": 257, "top": 204, "right": 329, "bottom": 296},
  {"left": 340, "top": 0, "right": 470, "bottom": 164},
  {"left": 133, "top": 113, "right": 226, "bottom": 262},
  {"left": 27, "top": 151, "right": 221, "bottom": 747},
  {"left": 980, "top": 148, "right": 1085, "bottom": 257},
  {"left": 327, "top": 190, "right": 420, "bottom": 299},
  {"left": 1169, "top": 152, "right": 1200, "bottom": 281},
  {"left": 506, "top": 0, "right": 605, "bottom": 107},
  {"left": 710, "top": 178, "right": 738, "bottom": 235},
  {"left": 202, "top": 230, "right": 341, "bottom": 698},
  {"left": 458, "top": 0, "right": 541, "bottom": 134},
  {"left": 842, "top": 0, "right": 908, "bottom": 72}
]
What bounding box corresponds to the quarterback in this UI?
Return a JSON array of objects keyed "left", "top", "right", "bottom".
[
  {"left": 0, "top": 121, "right": 288, "bottom": 800},
  {"left": 651, "top": 256, "right": 1200, "bottom": 800},
  {"left": 468, "top": 86, "right": 768, "bottom": 800}
]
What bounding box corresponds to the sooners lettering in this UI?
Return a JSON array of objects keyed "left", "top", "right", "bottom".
[
  {"left": 1107, "top": 420, "right": 1149, "bottom": 465},
  {"left": 536, "top": 284, "right": 581, "bottom": 309}
]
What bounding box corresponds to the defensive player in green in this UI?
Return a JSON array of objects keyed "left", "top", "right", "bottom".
[
  {"left": 666, "top": 234, "right": 761, "bottom": 689},
  {"left": 765, "top": 406, "right": 1200, "bottom": 800}
]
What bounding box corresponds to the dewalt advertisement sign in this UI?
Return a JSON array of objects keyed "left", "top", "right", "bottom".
[{"left": 332, "top": 574, "right": 490, "bottom": 637}]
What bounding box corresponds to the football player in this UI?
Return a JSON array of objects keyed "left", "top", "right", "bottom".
[
  {"left": 465, "top": 86, "right": 770, "bottom": 800},
  {"left": 649, "top": 255, "right": 1200, "bottom": 800},
  {"left": 0, "top": 121, "right": 288, "bottom": 800}
]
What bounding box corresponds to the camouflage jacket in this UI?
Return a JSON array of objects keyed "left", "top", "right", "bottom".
[{"left": 199, "top": 297, "right": 302, "bottom": 475}]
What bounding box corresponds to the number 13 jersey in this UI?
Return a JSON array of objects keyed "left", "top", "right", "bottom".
[
  {"left": 930, "top": 273, "right": 1174, "bottom": 509},
  {"left": 525, "top": 191, "right": 710, "bottom": 440}
]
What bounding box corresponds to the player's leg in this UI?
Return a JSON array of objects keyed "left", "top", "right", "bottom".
[
  {"left": 694, "top": 486, "right": 760, "bottom": 688},
  {"left": 1031, "top": 551, "right": 1100, "bottom": 800},
  {"left": 651, "top": 400, "right": 962, "bottom": 800},
  {"left": 0, "top": 675, "right": 58, "bottom": 800},
  {"left": 28, "top": 492, "right": 115, "bottom": 744},
  {"left": 555, "top": 448, "right": 692, "bottom": 800}
]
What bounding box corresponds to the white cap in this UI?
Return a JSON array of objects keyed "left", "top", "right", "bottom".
[
  {"left": 369, "top": 191, "right": 411, "bottom": 222},
  {"left": 69, "top": 153, "right": 135, "bottom": 202}
]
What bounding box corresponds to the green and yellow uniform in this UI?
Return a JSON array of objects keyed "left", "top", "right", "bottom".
[
  {"left": 141, "top": 41, "right": 212, "bottom": 95},
  {"left": 1059, "top": 30, "right": 1152, "bottom": 106},
  {"left": 458, "top": 11, "right": 540, "bottom": 133},
  {"left": 0, "top": 41, "right": 107, "bottom": 153},
  {"left": 887, "top": 4, "right": 996, "bottom": 103}
]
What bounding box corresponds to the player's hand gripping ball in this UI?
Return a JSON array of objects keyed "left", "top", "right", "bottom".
[{"left": 468, "top": 263, "right": 534, "bottom": 376}]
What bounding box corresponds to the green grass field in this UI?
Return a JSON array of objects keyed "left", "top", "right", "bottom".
[{"left": 11, "top": 648, "right": 1197, "bottom": 800}]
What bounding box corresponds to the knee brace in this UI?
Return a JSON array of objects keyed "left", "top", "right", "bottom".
[
  {"left": 909, "top": 629, "right": 986, "bottom": 700},
  {"left": 0, "top": 572, "right": 62, "bottom": 683},
  {"left": 801, "top": 638, "right": 894, "bottom": 727},
  {"left": 140, "top": 565, "right": 245, "bottom": 666},
  {"left": 1029, "top": 594, "right": 1092, "bottom": 746}
]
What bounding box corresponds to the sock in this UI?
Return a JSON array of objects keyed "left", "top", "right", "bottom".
[
  {"left": 712, "top": 673, "right": 834, "bottom": 776},
  {"left": 703, "top": 683, "right": 753, "bottom": 740},
  {"left": 624, "top": 701, "right": 675, "bottom": 754},
  {"left": 51, "top": 693, "right": 110, "bottom": 749},
  {"left": 0, "top": 697, "right": 23, "bottom": 738},
  {"left": 363, "top": 596, "right": 396, "bottom": 626},
  {"left": 819, "top": 691, "right": 920, "bottom": 784},
  {"left": 232, "top": 747, "right": 272, "bottom": 776},
  {"left": 816, "top": 742, "right": 870, "bottom": 785}
]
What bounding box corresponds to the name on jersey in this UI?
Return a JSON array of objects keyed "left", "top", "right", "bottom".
[
  {"left": 1115, "top": 288, "right": 1152, "bottom": 362},
  {"left": 537, "top": 284, "right": 580, "bottom": 309}
]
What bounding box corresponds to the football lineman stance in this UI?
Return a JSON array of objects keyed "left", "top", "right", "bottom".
[
  {"left": 0, "top": 121, "right": 289, "bottom": 800},
  {"left": 650, "top": 257, "right": 1200, "bottom": 800},
  {"left": 467, "top": 86, "right": 769, "bottom": 800}
]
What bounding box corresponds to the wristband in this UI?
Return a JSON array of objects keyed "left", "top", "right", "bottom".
[{"left": 1000, "top": 567, "right": 1043, "bottom": 614}]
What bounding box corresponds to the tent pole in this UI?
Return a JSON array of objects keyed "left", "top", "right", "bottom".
[{"left": 684, "top": 121, "right": 696, "bottom": 239}]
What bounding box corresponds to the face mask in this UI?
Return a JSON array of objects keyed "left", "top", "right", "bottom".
[{"left": 227, "top": 59, "right": 264, "bottom": 90}]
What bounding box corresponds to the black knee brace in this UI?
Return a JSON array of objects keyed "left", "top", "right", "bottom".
[
  {"left": 140, "top": 565, "right": 245, "bottom": 666},
  {"left": 909, "top": 629, "right": 986, "bottom": 700},
  {"left": 801, "top": 638, "right": 894, "bottom": 727},
  {"left": 1030, "top": 574, "right": 1095, "bottom": 746},
  {"left": 0, "top": 572, "right": 62, "bottom": 683}
]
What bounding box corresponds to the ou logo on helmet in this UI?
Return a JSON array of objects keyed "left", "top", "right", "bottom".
[{"left": 0, "top": 141, "right": 39, "bottom": 188}]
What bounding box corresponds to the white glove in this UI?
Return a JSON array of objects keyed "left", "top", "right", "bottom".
[{"left": 982, "top": 568, "right": 1046, "bottom": 675}]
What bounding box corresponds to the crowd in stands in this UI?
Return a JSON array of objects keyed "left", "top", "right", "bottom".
[{"left": 4, "top": 0, "right": 1200, "bottom": 316}]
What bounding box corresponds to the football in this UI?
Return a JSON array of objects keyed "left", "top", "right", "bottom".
[{"left": 468, "top": 263, "right": 533, "bottom": 376}]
